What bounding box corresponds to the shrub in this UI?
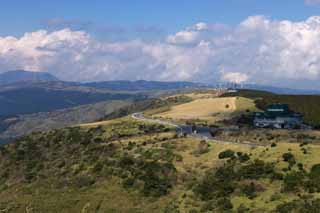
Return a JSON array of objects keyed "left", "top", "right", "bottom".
[
  {"left": 310, "top": 164, "right": 320, "bottom": 178},
  {"left": 300, "top": 141, "right": 309, "bottom": 147},
  {"left": 241, "top": 182, "right": 258, "bottom": 199},
  {"left": 74, "top": 176, "right": 95, "bottom": 188},
  {"left": 238, "top": 153, "right": 250, "bottom": 163},
  {"left": 200, "top": 200, "right": 215, "bottom": 212},
  {"left": 276, "top": 198, "right": 320, "bottom": 213},
  {"left": 194, "top": 164, "right": 236, "bottom": 201},
  {"left": 92, "top": 162, "right": 104, "bottom": 173},
  {"left": 237, "top": 204, "right": 250, "bottom": 213},
  {"left": 282, "top": 153, "right": 296, "bottom": 166},
  {"left": 140, "top": 161, "right": 176, "bottom": 197},
  {"left": 283, "top": 171, "right": 305, "bottom": 192},
  {"left": 238, "top": 160, "right": 276, "bottom": 180},
  {"left": 282, "top": 153, "right": 295, "bottom": 162},
  {"left": 217, "top": 198, "right": 233, "bottom": 210},
  {"left": 298, "top": 163, "right": 304, "bottom": 171},
  {"left": 218, "top": 149, "right": 235, "bottom": 159}
]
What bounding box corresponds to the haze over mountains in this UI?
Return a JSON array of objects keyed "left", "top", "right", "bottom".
[
  {"left": 0, "top": 70, "right": 209, "bottom": 143},
  {"left": 1, "top": 70, "right": 320, "bottom": 119},
  {"left": 0, "top": 70, "right": 59, "bottom": 85},
  {"left": 1, "top": 70, "right": 320, "bottom": 144}
]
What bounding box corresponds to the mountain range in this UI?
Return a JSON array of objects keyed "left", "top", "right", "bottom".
[
  {"left": 1, "top": 70, "right": 320, "bottom": 144},
  {"left": 0, "top": 70, "right": 59, "bottom": 85}
]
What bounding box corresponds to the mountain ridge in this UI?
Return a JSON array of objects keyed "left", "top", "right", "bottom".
[{"left": 0, "top": 70, "right": 59, "bottom": 85}]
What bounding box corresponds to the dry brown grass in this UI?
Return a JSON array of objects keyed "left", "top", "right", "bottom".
[
  {"left": 155, "top": 97, "right": 256, "bottom": 123},
  {"left": 156, "top": 97, "right": 236, "bottom": 122}
]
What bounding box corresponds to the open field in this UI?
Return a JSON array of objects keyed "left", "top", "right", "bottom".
[{"left": 155, "top": 96, "right": 257, "bottom": 123}]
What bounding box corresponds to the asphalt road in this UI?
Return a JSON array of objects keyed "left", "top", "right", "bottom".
[{"left": 131, "top": 112, "right": 262, "bottom": 147}]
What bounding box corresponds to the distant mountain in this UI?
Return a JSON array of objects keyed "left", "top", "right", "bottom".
[
  {"left": 0, "top": 70, "right": 59, "bottom": 85},
  {"left": 0, "top": 78, "right": 210, "bottom": 120},
  {"left": 85, "top": 80, "right": 208, "bottom": 91}
]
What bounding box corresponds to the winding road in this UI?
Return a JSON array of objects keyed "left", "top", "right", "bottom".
[{"left": 132, "top": 112, "right": 262, "bottom": 147}]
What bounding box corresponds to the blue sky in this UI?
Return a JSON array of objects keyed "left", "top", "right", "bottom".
[
  {"left": 0, "top": 0, "right": 319, "bottom": 36},
  {"left": 1, "top": 0, "right": 320, "bottom": 89}
]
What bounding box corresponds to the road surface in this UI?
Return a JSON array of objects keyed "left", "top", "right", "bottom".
[{"left": 131, "top": 112, "right": 262, "bottom": 147}]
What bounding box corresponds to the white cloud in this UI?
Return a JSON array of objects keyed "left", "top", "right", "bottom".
[
  {"left": 221, "top": 72, "right": 249, "bottom": 84},
  {"left": 2, "top": 16, "right": 320, "bottom": 89},
  {"left": 166, "top": 31, "right": 199, "bottom": 45}
]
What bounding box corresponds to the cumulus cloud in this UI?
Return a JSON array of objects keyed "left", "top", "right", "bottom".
[
  {"left": 2, "top": 16, "right": 320, "bottom": 89},
  {"left": 221, "top": 72, "right": 249, "bottom": 84}
]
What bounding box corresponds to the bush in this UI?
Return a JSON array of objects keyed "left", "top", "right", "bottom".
[
  {"left": 282, "top": 153, "right": 296, "bottom": 166},
  {"left": 238, "top": 160, "right": 277, "bottom": 180},
  {"left": 92, "top": 162, "right": 104, "bottom": 173},
  {"left": 310, "top": 164, "right": 320, "bottom": 178},
  {"left": 282, "top": 153, "right": 295, "bottom": 162},
  {"left": 140, "top": 161, "right": 176, "bottom": 197},
  {"left": 276, "top": 198, "right": 320, "bottom": 213},
  {"left": 237, "top": 204, "right": 250, "bottom": 213},
  {"left": 194, "top": 164, "right": 236, "bottom": 201},
  {"left": 241, "top": 182, "right": 257, "bottom": 199},
  {"left": 74, "top": 176, "right": 95, "bottom": 188},
  {"left": 217, "top": 198, "right": 233, "bottom": 210},
  {"left": 283, "top": 171, "right": 305, "bottom": 192},
  {"left": 238, "top": 153, "right": 250, "bottom": 163},
  {"left": 218, "top": 150, "right": 235, "bottom": 159}
]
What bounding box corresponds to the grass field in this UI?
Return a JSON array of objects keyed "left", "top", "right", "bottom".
[{"left": 155, "top": 96, "right": 257, "bottom": 124}]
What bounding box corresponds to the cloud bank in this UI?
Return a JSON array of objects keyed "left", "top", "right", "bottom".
[{"left": 1, "top": 16, "right": 320, "bottom": 89}]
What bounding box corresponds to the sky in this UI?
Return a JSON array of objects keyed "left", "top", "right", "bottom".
[{"left": 1, "top": 0, "right": 320, "bottom": 89}]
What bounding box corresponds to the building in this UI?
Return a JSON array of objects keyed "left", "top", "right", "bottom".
[{"left": 253, "top": 104, "right": 303, "bottom": 129}]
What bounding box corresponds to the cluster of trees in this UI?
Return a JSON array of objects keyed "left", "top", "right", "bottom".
[{"left": 193, "top": 150, "right": 281, "bottom": 212}]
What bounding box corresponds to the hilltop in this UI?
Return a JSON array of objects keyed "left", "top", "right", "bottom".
[
  {"left": 1, "top": 91, "right": 320, "bottom": 212},
  {"left": 0, "top": 70, "right": 59, "bottom": 85}
]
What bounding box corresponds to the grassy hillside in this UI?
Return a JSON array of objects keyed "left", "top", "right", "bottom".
[
  {"left": 223, "top": 90, "right": 320, "bottom": 126},
  {"left": 154, "top": 96, "right": 257, "bottom": 124},
  {"left": 1, "top": 116, "right": 320, "bottom": 212},
  {"left": 0, "top": 100, "right": 132, "bottom": 143}
]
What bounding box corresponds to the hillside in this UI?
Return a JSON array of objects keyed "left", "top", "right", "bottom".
[
  {"left": 1, "top": 115, "right": 320, "bottom": 212},
  {"left": 0, "top": 78, "right": 210, "bottom": 119},
  {"left": 0, "top": 100, "right": 132, "bottom": 144},
  {"left": 0, "top": 70, "right": 59, "bottom": 85},
  {"left": 155, "top": 97, "right": 256, "bottom": 124},
  {"left": 223, "top": 90, "right": 320, "bottom": 127},
  {"left": 0, "top": 83, "right": 140, "bottom": 119}
]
